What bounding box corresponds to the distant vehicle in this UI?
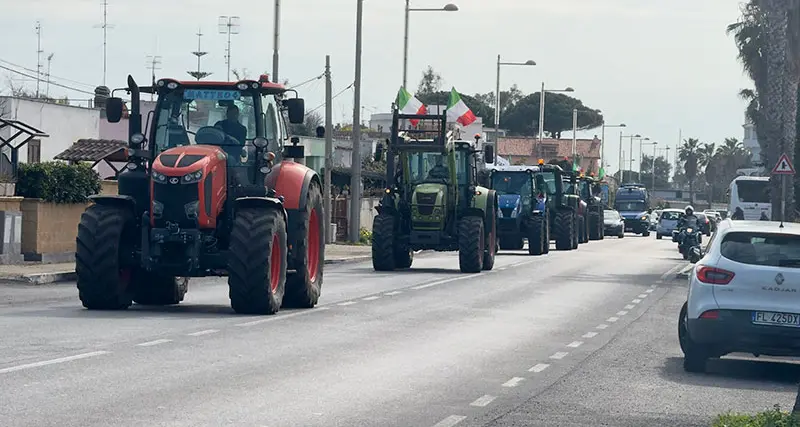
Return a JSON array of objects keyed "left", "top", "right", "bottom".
[
  {"left": 656, "top": 208, "right": 683, "bottom": 240},
  {"left": 727, "top": 176, "right": 771, "bottom": 221},
  {"left": 603, "top": 209, "right": 624, "bottom": 238},
  {"left": 679, "top": 219, "right": 800, "bottom": 373},
  {"left": 695, "top": 213, "right": 712, "bottom": 236},
  {"left": 613, "top": 183, "right": 650, "bottom": 236}
]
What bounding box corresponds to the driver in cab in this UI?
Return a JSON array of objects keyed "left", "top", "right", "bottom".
[
  {"left": 214, "top": 105, "right": 247, "bottom": 145},
  {"left": 427, "top": 157, "right": 449, "bottom": 181}
]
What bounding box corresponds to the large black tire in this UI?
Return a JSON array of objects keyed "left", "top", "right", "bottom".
[
  {"left": 543, "top": 214, "right": 550, "bottom": 254},
  {"left": 395, "top": 247, "right": 413, "bottom": 269},
  {"left": 458, "top": 216, "right": 484, "bottom": 273},
  {"left": 133, "top": 273, "right": 188, "bottom": 306},
  {"left": 527, "top": 215, "right": 546, "bottom": 255},
  {"left": 578, "top": 215, "right": 588, "bottom": 244},
  {"left": 76, "top": 204, "right": 135, "bottom": 310},
  {"left": 499, "top": 236, "right": 524, "bottom": 250},
  {"left": 599, "top": 213, "right": 605, "bottom": 240},
  {"left": 571, "top": 214, "right": 580, "bottom": 249},
  {"left": 228, "top": 207, "right": 287, "bottom": 315},
  {"left": 482, "top": 198, "right": 497, "bottom": 271},
  {"left": 679, "top": 303, "right": 709, "bottom": 373},
  {"left": 588, "top": 212, "right": 601, "bottom": 241},
  {"left": 284, "top": 184, "right": 324, "bottom": 308},
  {"left": 371, "top": 214, "right": 395, "bottom": 271},
  {"left": 554, "top": 210, "right": 574, "bottom": 251}
]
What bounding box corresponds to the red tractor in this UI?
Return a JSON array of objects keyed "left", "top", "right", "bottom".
[{"left": 76, "top": 75, "right": 325, "bottom": 315}]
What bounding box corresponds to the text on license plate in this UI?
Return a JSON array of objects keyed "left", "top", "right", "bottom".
[{"left": 752, "top": 311, "right": 800, "bottom": 327}]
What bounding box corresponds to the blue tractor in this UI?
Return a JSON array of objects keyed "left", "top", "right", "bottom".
[
  {"left": 614, "top": 183, "right": 651, "bottom": 236},
  {"left": 486, "top": 164, "right": 550, "bottom": 255}
]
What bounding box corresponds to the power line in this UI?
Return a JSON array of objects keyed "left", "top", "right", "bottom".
[
  {"left": 287, "top": 72, "right": 324, "bottom": 90},
  {"left": 0, "top": 64, "right": 95, "bottom": 96},
  {"left": 306, "top": 82, "right": 354, "bottom": 116},
  {"left": 0, "top": 58, "right": 95, "bottom": 88}
]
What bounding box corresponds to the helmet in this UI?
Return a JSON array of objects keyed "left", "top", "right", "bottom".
[{"left": 685, "top": 205, "right": 694, "bottom": 215}]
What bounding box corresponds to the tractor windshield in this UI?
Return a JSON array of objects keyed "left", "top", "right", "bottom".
[
  {"left": 491, "top": 172, "right": 531, "bottom": 196},
  {"left": 407, "top": 150, "right": 467, "bottom": 185},
  {"left": 537, "top": 171, "right": 558, "bottom": 195},
  {"left": 578, "top": 181, "right": 591, "bottom": 199},
  {"left": 151, "top": 89, "right": 259, "bottom": 154}
]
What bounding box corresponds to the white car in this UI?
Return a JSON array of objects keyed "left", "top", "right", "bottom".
[
  {"left": 679, "top": 219, "right": 800, "bottom": 372},
  {"left": 656, "top": 208, "right": 684, "bottom": 240}
]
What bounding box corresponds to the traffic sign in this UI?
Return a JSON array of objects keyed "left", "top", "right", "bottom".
[{"left": 772, "top": 153, "right": 796, "bottom": 175}]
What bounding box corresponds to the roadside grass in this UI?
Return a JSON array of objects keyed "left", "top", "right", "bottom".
[{"left": 713, "top": 405, "right": 800, "bottom": 427}]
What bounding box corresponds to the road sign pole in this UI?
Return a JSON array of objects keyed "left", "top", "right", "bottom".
[
  {"left": 782, "top": 174, "right": 786, "bottom": 224},
  {"left": 771, "top": 152, "right": 795, "bottom": 225}
]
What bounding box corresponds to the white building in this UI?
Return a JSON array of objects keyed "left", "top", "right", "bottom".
[{"left": 743, "top": 113, "right": 761, "bottom": 165}]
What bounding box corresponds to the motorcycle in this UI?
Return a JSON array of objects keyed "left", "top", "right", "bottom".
[{"left": 678, "top": 227, "right": 702, "bottom": 263}]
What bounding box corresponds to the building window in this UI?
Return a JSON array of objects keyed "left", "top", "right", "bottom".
[{"left": 27, "top": 139, "right": 41, "bottom": 164}]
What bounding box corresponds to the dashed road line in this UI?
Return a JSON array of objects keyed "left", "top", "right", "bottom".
[
  {"left": 646, "top": 289, "right": 655, "bottom": 293},
  {"left": 638, "top": 294, "right": 648, "bottom": 298},
  {"left": 469, "top": 394, "right": 497, "bottom": 407},
  {"left": 337, "top": 301, "right": 358, "bottom": 306},
  {"left": 362, "top": 296, "right": 380, "bottom": 301},
  {"left": 607, "top": 316, "right": 619, "bottom": 323},
  {"left": 0, "top": 351, "right": 110, "bottom": 374},
  {"left": 632, "top": 299, "right": 642, "bottom": 304},
  {"left": 566, "top": 341, "right": 583, "bottom": 348},
  {"left": 582, "top": 331, "right": 598, "bottom": 339},
  {"left": 549, "top": 352, "right": 568, "bottom": 360},
  {"left": 137, "top": 339, "right": 172, "bottom": 347},
  {"left": 624, "top": 304, "right": 635, "bottom": 310},
  {"left": 529, "top": 363, "right": 550, "bottom": 373},
  {"left": 617, "top": 310, "right": 628, "bottom": 316},
  {"left": 235, "top": 307, "right": 330, "bottom": 327},
  {"left": 596, "top": 324, "right": 609, "bottom": 330},
  {"left": 384, "top": 291, "right": 403, "bottom": 296},
  {"left": 187, "top": 329, "right": 219, "bottom": 337},
  {"left": 432, "top": 415, "right": 467, "bottom": 427},
  {"left": 502, "top": 377, "right": 525, "bottom": 387}
]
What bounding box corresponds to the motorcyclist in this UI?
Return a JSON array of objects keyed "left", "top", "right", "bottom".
[{"left": 677, "top": 205, "right": 700, "bottom": 251}]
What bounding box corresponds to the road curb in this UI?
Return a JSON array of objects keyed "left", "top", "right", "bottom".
[
  {"left": 0, "top": 271, "right": 77, "bottom": 286},
  {"left": 675, "top": 263, "right": 694, "bottom": 279}
]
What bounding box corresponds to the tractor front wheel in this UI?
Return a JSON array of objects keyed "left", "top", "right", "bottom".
[
  {"left": 228, "top": 207, "right": 287, "bottom": 315},
  {"left": 588, "top": 212, "right": 601, "bottom": 241},
  {"left": 458, "top": 216, "right": 484, "bottom": 273},
  {"left": 482, "top": 198, "right": 498, "bottom": 271},
  {"left": 284, "top": 184, "right": 325, "bottom": 308},
  {"left": 527, "top": 215, "right": 546, "bottom": 255},
  {"left": 554, "top": 210, "right": 574, "bottom": 251},
  {"left": 371, "top": 214, "right": 396, "bottom": 271}
]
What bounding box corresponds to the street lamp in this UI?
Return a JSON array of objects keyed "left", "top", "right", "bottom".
[
  {"left": 642, "top": 141, "right": 658, "bottom": 189},
  {"left": 537, "top": 83, "right": 574, "bottom": 158},
  {"left": 619, "top": 133, "right": 641, "bottom": 183},
  {"left": 601, "top": 122, "right": 625, "bottom": 174},
  {"left": 494, "top": 55, "right": 536, "bottom": 164},
  {"left": 402, "top": 1, "right": 459, "bottom": 88},
  {"left": 631, "top": 136, "right": 649, "bottom": 176}
]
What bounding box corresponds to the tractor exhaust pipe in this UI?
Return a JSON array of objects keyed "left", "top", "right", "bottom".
[{"left": 127, "top": 75, "right": 142, "bottom": 137}]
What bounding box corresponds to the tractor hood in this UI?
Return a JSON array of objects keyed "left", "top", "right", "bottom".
[
  {"left": 411, "top": 183, "right": 447, "bottom": 229},
  {"left": 498, "top": 194, "right": 521, "bottom": 218}
]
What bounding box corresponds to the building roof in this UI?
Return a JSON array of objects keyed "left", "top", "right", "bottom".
[
  {"left": 498, "top": 137, "right": 601, "bottom": 159},
  {"left": 54, "top": 138, "right": 128, "bottom": 162}
]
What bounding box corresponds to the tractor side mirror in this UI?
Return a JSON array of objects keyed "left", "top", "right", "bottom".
[
  {"left": 284, "top": 98, "right": 305, "bottom": 124},
  {"left": 484, "top": 144, "right": 494, "bottom": 162},
  {"left": 105, "top": 97, "right": 124, "bottom": 123},
  {"left": 374, "top": 142, "right": 384, "bottom": 162}
]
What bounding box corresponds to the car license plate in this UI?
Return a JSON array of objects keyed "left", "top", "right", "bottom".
[{"left": 752, "top": 311, "right": 800, "bottom": 328}]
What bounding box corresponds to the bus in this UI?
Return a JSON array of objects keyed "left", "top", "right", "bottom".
[{"left": 727, "top": 176, "right": 771, "bottom": 220}]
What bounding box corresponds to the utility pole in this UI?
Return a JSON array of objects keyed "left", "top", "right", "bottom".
[
  {"left": 45, "top": 53, "right": 53, "bottom": 97},
  {"left": 618, "top": 131, "right": 623, "bottom": 181},
  {"left": 146, "top": 55, "right": 162, "bottom": 101},
  {"left": 35, "top": 21, "right": 43, "bottom": 98},
  {"left": 272, "top": 0, "right": 280, "bottom": 83},
  {"left": 572, "top": 108, "right": 577, "bottom": 166},
  {"left": 324, "top": 55, "right": 333, "bottom": 243},
  {"left": 218, "top": 16, "right": 241, "bottom": 81},
  {"left": 349, "top": 0, "right": 364, "bottom": 243},
  {"left": 188, "top": 28, "right": 211, "bottom": 81}
]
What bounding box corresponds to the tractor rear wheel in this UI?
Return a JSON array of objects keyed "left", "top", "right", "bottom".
[
  {"left": 588, "top": 212, "right": 601, "bottom": 241},
  {"left": 394, "top": 246, "right": 414, "bottom": 269},
  {"left": 482, "top": 198, "right": 497, "bottom": 271},
  {"left": 76, "top": 204, "right": 135, "bottom": 310},
  {"left": 284, "top": 184, "right": 324, "bottom": 308},
  {"left": 133, "top": 273, "right": 188, "bottom": 306},
  {"left": 371, "top": 214, "right": 396, "bottom": 271},
  {"left": 228, "top": 207, "right": 287, "bottom": 315},
  {"left": 579, "top": 215, "right": 589, "bottom": 244},
  {"left": 528, "top": 215, "right": 546, "bottom": 255},
  {"left": 458, "top": 216, "right": 484, "bottom": 273},
  {"left": 572, "top": 215, "right": 580, "bottom": 249},
  {"left": 554, "top": 210, "right": 574, "bottom": 251}
]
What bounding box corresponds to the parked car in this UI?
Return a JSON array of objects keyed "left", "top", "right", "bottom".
[
  {"left": 656, "top": 208, "right": 684, "bottom": 240},
  {"left": 603, "top": 209, "right": 625, "bottom": 238},
  {"left": 696, "top": 213, "right": 712, "bottom": 236},
  {"left": 678, "top": 219, "right": 800, "bottom": 373}
]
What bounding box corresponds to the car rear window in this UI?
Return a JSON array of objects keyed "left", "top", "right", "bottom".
[
  {"left": 661, "top": 211, "right": 682, "bottom": 220},
  {"left": 720, "top": 231, "right": 800, "bottom": 268},
  {"left": 604, "top": 210, "right": 619, "bottom": 220}
]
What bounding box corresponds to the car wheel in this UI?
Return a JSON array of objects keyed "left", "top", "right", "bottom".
[{"left": 679, "top": 303, "right": 708, "bottom": 373}]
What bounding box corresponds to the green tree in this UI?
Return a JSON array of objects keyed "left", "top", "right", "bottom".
[
  {"left": 679, "top": 138, "right": 700, "bottom": 203},
  {"left": 501, "top": 92, "right": 603, "bottom": 138},
  {"left": 639, "top": 154, "right": 672, "bottom": 190},
  {"left": 416, "top": 66, "right": 443, "bottom": 95}
]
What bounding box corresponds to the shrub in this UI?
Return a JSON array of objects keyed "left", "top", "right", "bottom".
[
  {"left": 359, "top": 227, "right": 372, "bottom": 245},
  {"left": 16, "top": 161, "right": 101, "bottom": 204},
  {"left": 712, "top": 405, "right": 800, "bottom": 427}
]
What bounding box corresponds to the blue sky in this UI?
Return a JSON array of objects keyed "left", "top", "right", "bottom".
[{"left": 0, "top": 0, "right": 752, "bottom": 173}]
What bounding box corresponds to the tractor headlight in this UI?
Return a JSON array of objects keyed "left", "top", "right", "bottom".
[
  {"left": 184, "top": 201, "right": 199, "bottom": 219},
  {"left": 253, "top": 137, "right": 268, "bottom": 148},
  {"left": 182, "top": 170, "right": 204, "bottom": 184},
  {"left": 152, "top": 201, "right": 164, "bottom": 218},
  {"left": 130, "top": 133, "right": 145, "bottom": 146},
  {"left": 151, "top": 171, "right": 167, "bottom": 182},
  {"left": 498, "top": 209, "right": 504, "bottom": 218}
]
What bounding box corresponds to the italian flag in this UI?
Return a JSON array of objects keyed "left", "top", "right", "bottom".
[
  {"left": 446, "top": 87, "right": 477, "bottom": 126},
  {"left": 396, "top": 87, "right": 427, "bottom": 126}
]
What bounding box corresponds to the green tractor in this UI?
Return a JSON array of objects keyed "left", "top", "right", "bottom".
[
  {"left": 370, "top": 110, "right": 498, "bottom": 273},
  {"left": 578, "top": 174, "right": 605, "bottom": 241},
  {"left": 536, "top": 161, "right": 580, "bottom": 250}
]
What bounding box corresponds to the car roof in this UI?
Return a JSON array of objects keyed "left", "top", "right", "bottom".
[{"left": 716, "top": 219, "right": 800, "bottom": 235}]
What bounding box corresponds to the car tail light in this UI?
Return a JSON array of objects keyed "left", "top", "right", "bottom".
[
  {"left": 696, "top": 266, "right": 735, "bottom": 285},
  {"left": 699, "top": 310, "right": 719, "bottom": 319}
]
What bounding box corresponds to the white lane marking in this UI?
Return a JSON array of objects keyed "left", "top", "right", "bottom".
[
  {"left": 549, "top": 352, "right": 568, "bottom": 360},
  {"left": 566, "top": 341, "right": 583, "bottom": 348},
  {"left": 384, "top": 291, "right": 403, "bottom": 296},
  {"left": 638, "top": 294, "right": 648, "bottom": 298},
  {"left": 502, "top": 377, "right": 525, "bottom": 387},
  {"left": 617, "top": 310, "right": 628, "bottom": 316},
  {"left": 235, "top": 307, "right": 331, "bottom": 327},
  {"left": 413, "top": 274, "right": 482, "bottom": 290},
  {"left": 362, "top": 296, "right": 380, "bottom": 301},
  {"left": 0, "top": 351, "right": 109, "bottom": 374},
  {"left": 632, "top": 299, "right": 642, "bottom": 304},
  {"left": 607, "top": 317, "right": 619, "bottom": 323},
  {"left": 497, "top": 267, "right": 507, "bottom": 271},
  {"left": 646, "top": 289, "right": 654, "bottom": 293},
  {"left": 624, "top": 304, "right": 635, "bottom": 310},
  {"left": 432, "top": 415, "right": 467, "bottom": 427},
  {"left": 582, "top": 332, "right": 599, "bottom": 339},
  {"left": 469, "top": 394, "right": 497, "bottom": 407},
  {"left": 337, "top": 301, "right": 357, "bottom": 306},
  {"left": 529, "top": 363, "right": 550, "bottom": 373},
  {"left": 650, "top": 284, "right": 658, "bottom": 288},
  {"left": 188, "top": 329, "right": 219, "bottom": 337},
  {"left": 596, "top": 324, "right": 609, "bottom": 330},
  {"left": 661, "top": 263, "right": 685, "bottom": 280},
  {"left": 137, "top": 339, "right": 172, "bottom": 347}
]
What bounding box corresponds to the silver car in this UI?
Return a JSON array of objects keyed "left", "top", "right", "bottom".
[{"left": 656, "top": 209, "right": 684, "bottom": 240}]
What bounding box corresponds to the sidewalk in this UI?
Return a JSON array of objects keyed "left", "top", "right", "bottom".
[{"left": 0, "top": 243, "right": 372, "bottom": 285}]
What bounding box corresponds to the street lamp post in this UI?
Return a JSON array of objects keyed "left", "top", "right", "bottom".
[
  {"left": 273, "top": 0, "right": 280, "bottom": 82},
  {"left": 494, "top": 55, "right": 535, "bottom": 164},
  {"left": 620, "top": 134, "right": 642, "bottom": 183},
  {"left": 631, "top": 136, "right": 649, "bottom": 176},
  {"left": 642, "top": 141, "right": 657, "bottom": 189},
  {"left": 402, "top": 1, "right": 459, "bottom": 88},
  {"left": 601, "top": 122, "right": 625, "bottom": 175},
  {"left": 537, "top": 83, "right": 574, "bottom": 158}
]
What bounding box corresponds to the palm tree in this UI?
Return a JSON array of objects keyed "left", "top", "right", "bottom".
[{"left": 678, "top": 138, "right": 700, "bottom": 203}]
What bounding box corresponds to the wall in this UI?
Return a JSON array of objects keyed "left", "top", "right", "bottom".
[{"left": 0, "top": 97, "right": 99, "bottom": 164}]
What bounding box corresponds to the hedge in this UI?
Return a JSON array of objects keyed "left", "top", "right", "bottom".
[
  {"left": 713, "top": 406, "right": 800, "bottom": 427},
  {"left": 15, "top": 161, "right": 101, "bottom": 204}
]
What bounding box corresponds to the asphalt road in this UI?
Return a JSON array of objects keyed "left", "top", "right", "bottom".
[{"left": 1, "top": 234, "right": 794, "bottom": 426}]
